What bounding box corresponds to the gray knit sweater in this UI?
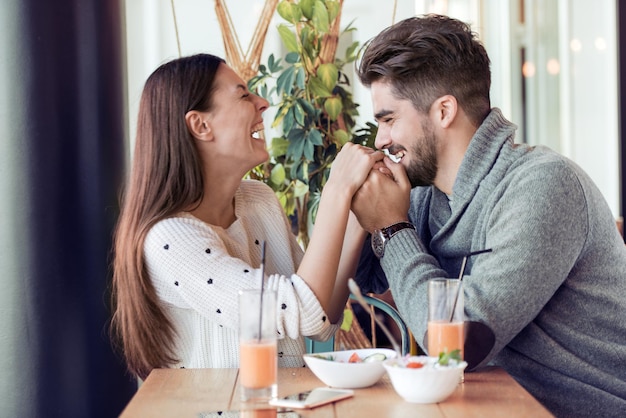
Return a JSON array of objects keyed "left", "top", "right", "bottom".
[{"left": 356, "top": 108, "right": 626, "bottom": 417}]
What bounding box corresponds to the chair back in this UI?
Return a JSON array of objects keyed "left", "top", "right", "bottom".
[{"left": 306, "top": 294, "right": 412, "bottom": 356}]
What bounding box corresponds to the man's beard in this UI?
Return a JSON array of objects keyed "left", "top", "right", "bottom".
[{"left": 406, "top": 121, "right": 438, "bottom": 188}]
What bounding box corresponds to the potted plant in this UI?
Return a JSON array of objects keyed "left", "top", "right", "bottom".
[{"left": 248, "top": 0, "right": 376, "bottom": 248}]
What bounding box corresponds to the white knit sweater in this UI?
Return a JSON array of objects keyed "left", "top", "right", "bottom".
[{"left": 144, "top": 180, "right": 339, "bottom": 369}]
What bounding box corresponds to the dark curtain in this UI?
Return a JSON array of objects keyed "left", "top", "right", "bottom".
[{"left": 3, "top": 0, "right": 136, "bottom": 416}]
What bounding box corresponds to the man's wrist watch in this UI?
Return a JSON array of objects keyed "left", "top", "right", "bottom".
[{"left": 371, "top": 221, "right": 415, "bottom": 259}]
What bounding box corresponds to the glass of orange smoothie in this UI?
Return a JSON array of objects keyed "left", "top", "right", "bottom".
[
  {"left": 427, "top": 279, "right": 464, "bottom": 360},
  {"left": 239, "top": 289, "right": 278, "bottom": 403}
]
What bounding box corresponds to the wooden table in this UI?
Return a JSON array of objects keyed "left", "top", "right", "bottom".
[{"left": 120, "top": 366, "right": 553, "bottom": 417}]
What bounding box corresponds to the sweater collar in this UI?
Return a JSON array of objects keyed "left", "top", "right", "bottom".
[{"left": 452, "top": 108, "right": 517, "bottom": 204}]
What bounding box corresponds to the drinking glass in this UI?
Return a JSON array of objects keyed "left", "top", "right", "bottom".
[
  {"left": 239, "top": 289, "right": 278, "bottom": 403},
  {"left": 427, "top": 279, "right": 464, "bottom": 360}
]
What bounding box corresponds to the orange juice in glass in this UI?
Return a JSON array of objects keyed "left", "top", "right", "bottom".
[
  {"left": 241, "top": 409, "right": 278, "bottom": 418},
  {"left": 427, "top": 321, "right": 464, "bottom": 359},
  {"left": 239, "top": 289, "right": 278, "bottom": 402},
  {"left": 240, "top": 340, "right": 277, "bottom": 389},
  {"left": 427, "top": 279, "right": 464, "bottom": 360}
]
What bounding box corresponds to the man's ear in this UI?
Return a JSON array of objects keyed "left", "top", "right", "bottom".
[
  {"left": 185, "top": 110, "right": 213, "bottom": 141},
  {"left": 432, "top": 95, "right": 458, "bottom": 129}
]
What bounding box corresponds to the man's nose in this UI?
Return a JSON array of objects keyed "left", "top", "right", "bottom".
[{"left": 374, "top": 126, "right": 390, "bottom": 150}]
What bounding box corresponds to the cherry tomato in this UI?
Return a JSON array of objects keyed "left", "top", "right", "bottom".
[
  {"left": 406, "top": 362, "right": 424, "bottom": 369},
  {"left": 348, "top": 352, "right": 362, "bottom": 363}
]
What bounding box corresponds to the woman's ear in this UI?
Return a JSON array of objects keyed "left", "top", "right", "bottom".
[
  {"left": 185, "top": 110, "right": 213, "bottom": 141},
  {"left": 433, "top": 95, "right": 458, "bottom": 129}
]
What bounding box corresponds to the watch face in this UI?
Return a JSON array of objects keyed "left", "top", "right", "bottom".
[{"left": 371, "top": 230, "right": 385, "bottom": 258}]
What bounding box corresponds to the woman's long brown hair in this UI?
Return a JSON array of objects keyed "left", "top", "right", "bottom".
[{"left": 110, "top": 54, "right": 224, "bottom": 379}]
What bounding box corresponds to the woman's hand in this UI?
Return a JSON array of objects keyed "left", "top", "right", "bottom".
[{"left": 326, "top": 143, "right": 385, "bottom": 197}]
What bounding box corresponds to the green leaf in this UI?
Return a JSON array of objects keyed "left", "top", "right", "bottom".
[
  {"left": 285, "top": 51, "right": 300, "bottom": 65},
  {"left": 284, "top": 195, "right": 296, "bottom": 217},
  {"left": 300, "top": 0, "right": 315, "bottom": 19},
  {"left": 293, "top": 179, "right": 309, "bottom": 198},
  {"left": 295, "top": 66, "right": 306, "bottom": 89},
  {"left": 437, "top": 349, "right": 462, "bottom": 366},
  {"left": 292, "top": 160, "right": 308, "bottom": 184},
  {"left": 288, "top": 127, "right": 307, "bottom": 142},
  {"left": 300, "top": 27, "right": 316, "bottom": 60},
  {"left": 277, "top": 1, "right": 301, "bottom": 23},
  {"left": 340, "top": 308, "right": 353, "bottom": 331},
  {"left": 326, "top": 0, "right": 340, "bottom": 23},
  {"left": 343, "top": 18, "right": 357, "bottom": 32},
  {"left": 282, "top": 110, "right": 295, "bottom": 133},
  {"left": 293, "top": 102, "right": 305, "bottom": 127},
  {"left": 272, "top": 102, "right": 290, "bottom": 128},
  {"left": 270, "top": 163, "right": 286, "bottom": 185},
  {"left": 276, "top": 66, "right": 296, "bottom": 96},
  {"left": 324, "top": 96, "right": 342, "bottom": 121},
  {"left": 287, "top": 129, "right": 307, "bottom": 161},
  {"left": 298, "top": 98, "right": 316, "bottom": 118},
  {"left": 303, "top": 138, "right": 314, "bottom": 161},
  {"left": 308, "top": 76, "right": 333, "bottom": 98},
  {"left": 307, "top": 189, "right": 322, "bottom": 223},
  {"left": 247, "top": 75, "right": 265, "bottom": 92},
  {"left": 345, "top": 41, "right": 360, "bottom": 62},
  {"left": 257, "top": 84, "right": 269, "bottom": 100},
  {"left": 278, "top": 24, "right": 298, "bottom": 53},
  {"left": 267, "top": 54, "right": 283, "bottom": 73},
  {"left": 288, "top": 142, "right": 305, "bottom": 162},
  {"left": 311, "top": 1, "right": 330, "bottom": 33},
  {"left": 308, "top": 129, "right": 323, "bottom": 146},
  {"left": 277, "top": 192, "right": 289, "bottom": 213},
  {"left": 334, "top": 128, "right": 350, "bottom": 145},
  {"left": 317, "top": 63, "right": 338, "bottom": 92},
  {"left": 270, "top": 137, "right": 289, "bottom": 158}
]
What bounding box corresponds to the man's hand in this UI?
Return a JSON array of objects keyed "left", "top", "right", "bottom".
[{"left": 352, "top": 157, "right": 412, "bottom": 232}]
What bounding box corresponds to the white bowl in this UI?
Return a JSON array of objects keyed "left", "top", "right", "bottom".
[
  {"left": 303, "top": 348, "right": 397, "bottom": 389},
  {"left": 383, "top": 356, "right": 467, "bottom": 403}
]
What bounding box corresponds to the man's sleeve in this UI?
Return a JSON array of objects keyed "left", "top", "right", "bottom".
[{"left": 354, "top": 234, "right": 390, "bottom": 294}]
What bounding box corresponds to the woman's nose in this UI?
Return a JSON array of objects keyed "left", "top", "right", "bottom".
[{"left": 255, "top": 94, "right": 269, "bottom": 112}]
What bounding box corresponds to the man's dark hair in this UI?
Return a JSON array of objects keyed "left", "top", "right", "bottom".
[{"left": 357, "top": 14, "right": 491, "bottom": 126}]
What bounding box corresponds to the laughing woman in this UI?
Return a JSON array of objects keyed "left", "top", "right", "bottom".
[{"left": 110, "top": 54, "right": 380, "bottom": 379}]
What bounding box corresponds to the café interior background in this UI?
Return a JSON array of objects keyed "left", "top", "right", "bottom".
[
  {"left": 126, "top": 0, "right": 620, "bottom": 216},
  {"left": 0, "top": 0, "right": 621, "bottom": 417}
]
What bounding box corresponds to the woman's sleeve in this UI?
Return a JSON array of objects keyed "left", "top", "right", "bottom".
[{"left": 144, "top": 216, "right": 338, "bottom": 340}]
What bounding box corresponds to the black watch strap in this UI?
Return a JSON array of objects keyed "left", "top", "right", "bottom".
[
  {"left": 383, "top": 221, "right": 415, "bottom": 238},
  {"left": 372, "top": 221, "right": 415, "bottom": 258}
]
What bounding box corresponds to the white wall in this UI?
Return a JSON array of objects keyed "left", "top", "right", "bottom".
[
  {"left": 124, "top": 0, "right": 620, "bottom": 217},
  {"left": 563, "top": 0, "right": 619, "bottom": 216},
  {"left": 479, "top": 0, "right": 619, "bottom": 216}
]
